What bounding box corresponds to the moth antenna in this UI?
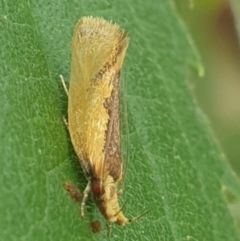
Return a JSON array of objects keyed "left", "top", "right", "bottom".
[
  {"left": 128, "top": 209, "right": 150, "bottom": 223},
  {"left": 119, "top": 71, "right": 129, "bottom": 191},
  {"left": 114, "top": 200, "right": 128, "bottom": 217},
  {"left": 114, "top": 200, "right": 149, "bottom": 223}
]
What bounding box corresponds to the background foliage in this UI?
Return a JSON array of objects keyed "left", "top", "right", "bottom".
[{"left": 1, "top": 0, "right": 240, "bottom": 240}]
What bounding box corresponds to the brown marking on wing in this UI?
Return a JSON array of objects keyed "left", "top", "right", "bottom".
[
  {"left": 95, "top": 33, "right": 127, "bottom": 80},
  {"left": 103, "top": 71, "right": 122, "bottom": 182}
]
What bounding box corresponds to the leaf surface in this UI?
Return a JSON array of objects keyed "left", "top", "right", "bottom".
[{"left": 0, "top": 0, "right": 239, "bottom": 240}]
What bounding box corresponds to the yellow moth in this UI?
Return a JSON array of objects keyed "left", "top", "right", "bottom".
[{"left": 62, "top": 16, "right": 147, "bottom": 232}]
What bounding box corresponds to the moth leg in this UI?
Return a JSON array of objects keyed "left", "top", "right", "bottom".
[
  {"left": 64, "top": 182, "right": 82, "bottom": 202},
  {"left": 60, "top": 75, "right": 69, "bottom": 127},
  {"left": 107, "top": 222, "right": 112, "bottom": 237},
  {"left": 60, "top": 74, "right": 69, "bottom": 96},
  {"left": 63, "top": 117, "right": 68, "bottom": 128},
  {"left": 80, "top": 181, "right": 91, "bottom": 217},
  {"left": 90, "top": 220, "right": 101, "bottom": 233}
]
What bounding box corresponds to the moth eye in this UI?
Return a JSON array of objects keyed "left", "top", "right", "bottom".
[{"left": 91, "top": 182, "right": 101, "bottom": 195}]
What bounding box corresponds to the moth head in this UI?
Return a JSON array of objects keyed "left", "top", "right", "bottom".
[
  {"left": 91, "top": 175, "right": 129, "bottom": 225},
  {"left": 91, "top": 176, "right": 149, "bottom": 226}
]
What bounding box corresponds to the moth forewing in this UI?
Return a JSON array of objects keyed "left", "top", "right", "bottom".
[
  {"left": 68, "top": 16, "right": 131, "bottom": 225},
  {"left": 118, "top": 71, "right": 130, "bottom": 193}
]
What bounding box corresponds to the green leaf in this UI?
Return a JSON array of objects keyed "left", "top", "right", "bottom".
[{"left": 1, "top": 0, "right": 240, "bottom": 240}]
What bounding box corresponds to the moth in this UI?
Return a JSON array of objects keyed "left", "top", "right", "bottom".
[{"left": 62, "top": 16, "right": 147, "bottom": 234}]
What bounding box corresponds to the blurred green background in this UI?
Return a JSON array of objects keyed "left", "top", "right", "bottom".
[{"left": 176, "top": 0, "right": 240, "bottom": 176}]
